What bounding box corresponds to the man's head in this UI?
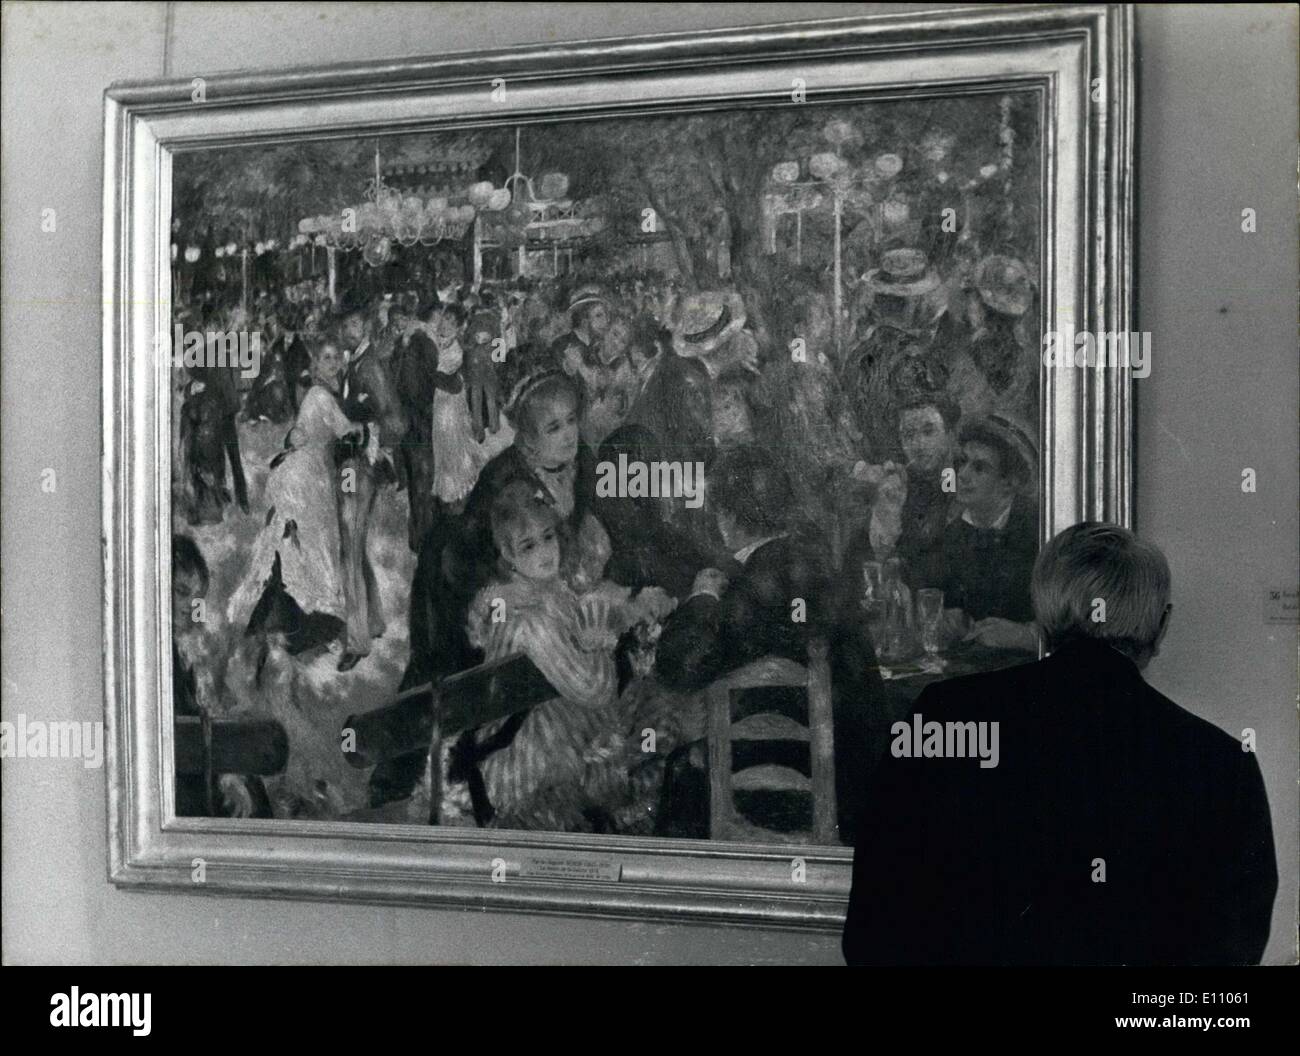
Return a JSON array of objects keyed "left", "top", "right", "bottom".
[
  {"left": 707, "top": 445, "right": 793, "bottom": 550},
  {"left": 171, "top": 534, "right": 209, "bottom": 632},
  {"left": 573, "top": 299, "right": 610, "bottom": 336},
  {"left": 955, "top": 417, "right": 1032, "bottom": 521},
  {"left": 898, "top": 394, "right": 960, "bottom": 475},
  {"left": 387, "top": 301, "right": 412, "bottom": 335},
  {"left": 490, "top": 481, "right": 561, "bottom": 582},
  {"left": 569, "top": 286, "right": 610, "bottom": 337},
  {"left": 1031, "top": 522, "right": 1172, "bottom": 668},
  {"left": 338, "top": 309, "right": 367, "bottom": 348}
]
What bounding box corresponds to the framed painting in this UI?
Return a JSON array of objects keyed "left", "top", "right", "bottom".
[{"left": 103, "top": 3, "right": 1134, "bottom": 928}]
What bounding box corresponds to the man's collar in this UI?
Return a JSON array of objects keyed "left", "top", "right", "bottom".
[
  {"left": 1048, "top": 636, "right": 1144, "bottom": 676},
  {"left": 962, "top": 499, "right": 1014, "bottom": 530},
  {"left": 733, "top": 532, "right": 787, "bottom": 566}
]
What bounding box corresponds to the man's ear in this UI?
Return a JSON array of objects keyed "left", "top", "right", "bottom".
[{"left": 1152, "top": 603, "right": 1173, "bottom": 656}]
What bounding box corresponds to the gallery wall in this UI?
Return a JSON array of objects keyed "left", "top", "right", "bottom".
[{"left": 2, "top": 2, "right": 1295, "bottom": 964}]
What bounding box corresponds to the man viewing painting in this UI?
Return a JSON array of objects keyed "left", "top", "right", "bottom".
[{"left": 169, "top": 94, "right": 1048, "bottom": 842}]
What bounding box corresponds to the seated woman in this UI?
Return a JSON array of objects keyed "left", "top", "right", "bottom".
[
  {"left": 403, "top": 369, "right": 606, "bottom": 690},
  {"left": 450, "top": 482, "right": 673, "bottom": 831}
]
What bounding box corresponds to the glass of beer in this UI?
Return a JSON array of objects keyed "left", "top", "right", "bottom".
[{"left": 917, "top": 588, "right": 945, "bottom": 659}]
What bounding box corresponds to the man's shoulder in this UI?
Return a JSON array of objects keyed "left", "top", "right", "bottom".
[
  {"left": 915, "top": 656, "right": 1046, "bottom": 719},
  {"left": 922, "top": 648, "right": 1246, "bottom": 762},
  {"left": 740, "top": 533, "right": 831, "bottom": 594},
  {"left": 1136, "top": 677, "right": 1247, "bottom": 765},
  {"left": 548, "top": 331, "right": 579, "bottom": 354}
]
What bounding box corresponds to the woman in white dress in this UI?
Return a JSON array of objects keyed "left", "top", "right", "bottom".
[{"left": 229, "top": 338, "right": 363, "bottom": 657}]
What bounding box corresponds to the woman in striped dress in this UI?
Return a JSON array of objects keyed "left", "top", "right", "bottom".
[{"left": 457, "top": 480, "right": 672, "bottom": 831}]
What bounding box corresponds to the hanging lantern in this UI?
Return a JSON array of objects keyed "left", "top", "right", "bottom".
[
  {"left": 874, "top": 153, "right": 904, "bottom": 179},
  {"left": 486, "top": 187, "right": 511, "bottom": 211},
  {"left": 468, "top": 181, "right": 495, "bottom": 207},
  {"left": 538, "top": 172, "right": 569, "bottom": 199},
  {"left": 809, "top": 152, "right": 846, "bottom": 179},
  {"left": 171, "top": 243, "right": 179, "bottom": 262},
  {"left": 225, "top": 241, "right": 237, "bottom": 255},
  {"left": 823, "top": 119, "right": 856, "bottom": 146},
  {"left": 184, "top": 245, "right": 200, "bottom": 264},
  {"left": 882, "top": 199, "right": 911, "bottom": 226},
  {"left": 363, "top": 235, "right": 393, "bottom": 268},
  {"left": 771, "top": 161, "right": 800, "bottom": 184},
  {"left": 215, "top": 246, "right": 226, "bottom": 259}
]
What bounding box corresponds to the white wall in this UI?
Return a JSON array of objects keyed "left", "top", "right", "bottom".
[{"left": 2, "top": 1, "right": 1295, "bottom": 964}]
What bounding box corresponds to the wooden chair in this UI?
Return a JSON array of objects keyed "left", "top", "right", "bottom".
[
  {"left": 705, "top": 637, "right": 837, "bottom": 844},
  {"left": 342, "top": 652, "right": 556, "bottom": 824}
]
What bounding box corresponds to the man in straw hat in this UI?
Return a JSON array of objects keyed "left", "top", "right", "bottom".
[
  {"left": 964, "top": 253, "right": 1036, "bottom": 409},
  {"left": 847, "top": 247, "right": 944, "bottom": 462},
  {"left": 549, "top": 283, "right": 611, "bottom": 380},
  {"left": 669, "top": 289, "right": 758, "bottom": 378},
  {"left": 927, "top": 412, "right": 1040, "bottom": 653}
]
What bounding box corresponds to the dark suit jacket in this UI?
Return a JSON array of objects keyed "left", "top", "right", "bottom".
[
  {"left": 843, "top": 638, "right": 1278, "bottom": 965},
  {"left": 655, "top": 532, "right": 886, "bottom": 841}
]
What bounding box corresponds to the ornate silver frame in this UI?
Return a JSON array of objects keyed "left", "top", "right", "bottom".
[{"left": 103, "top": 3, "right": 1134, "bottom": 930}]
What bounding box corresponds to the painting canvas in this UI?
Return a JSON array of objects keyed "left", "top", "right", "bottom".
[
  {"left": 105, "top": 5, "right": 1133, "bottom": 925},
  {"left": 168, "top": 93, "right": 1044, "bottom": 845}
]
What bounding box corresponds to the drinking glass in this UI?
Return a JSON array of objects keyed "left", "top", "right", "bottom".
[
  {"left": 917, "top": 588, "right": 945, "bottom": 658},
  {"left": 863, "top": 598, "right": 889, "bottom": 652},
  {"left": 862, "top": 560, "right": 884, "bottom": 603}
]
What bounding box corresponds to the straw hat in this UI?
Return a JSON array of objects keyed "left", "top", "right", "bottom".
[
  {"left": 972, "top": 254, "right": 1034, "bottom": 317},
  {"left": 863, "top": 247, "right": 940, "bottom": 298},
  {"left": 567, "top": 284, "right": 607, "bottom": 316},
  {"left": 672, "top": 290, "right": 747, "bottom": 356},
  {"left": 958, "top": 412, "right": 1038, "bottom": 487}
]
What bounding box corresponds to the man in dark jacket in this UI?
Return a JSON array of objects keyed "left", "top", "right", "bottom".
[
  {"left": 655, "top": 445, "right": 885, "bottom": 844},
  {"left": 843, "top": 522, "right": 1278, "bottom": 965}
]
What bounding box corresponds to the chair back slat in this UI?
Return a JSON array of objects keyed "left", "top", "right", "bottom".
[{"left": 174, "top": 716, "right": 288, "bottom": 777}]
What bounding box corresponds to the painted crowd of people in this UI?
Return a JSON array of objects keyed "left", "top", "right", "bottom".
[{"left": 171, "top": 239, "right": 1045, "bottom": 841}]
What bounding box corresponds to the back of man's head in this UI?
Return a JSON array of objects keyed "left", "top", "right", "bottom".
[
  {"left": 1031, "top": 522, "right": 1171, "bottom": 667},
  {"left": 709, "top": 445, "right": 793, "bottom": 537}
]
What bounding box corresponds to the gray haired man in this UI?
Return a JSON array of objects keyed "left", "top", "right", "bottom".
[{"left": 844, "top": 522, "right": 1278, "bottom": 965}]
